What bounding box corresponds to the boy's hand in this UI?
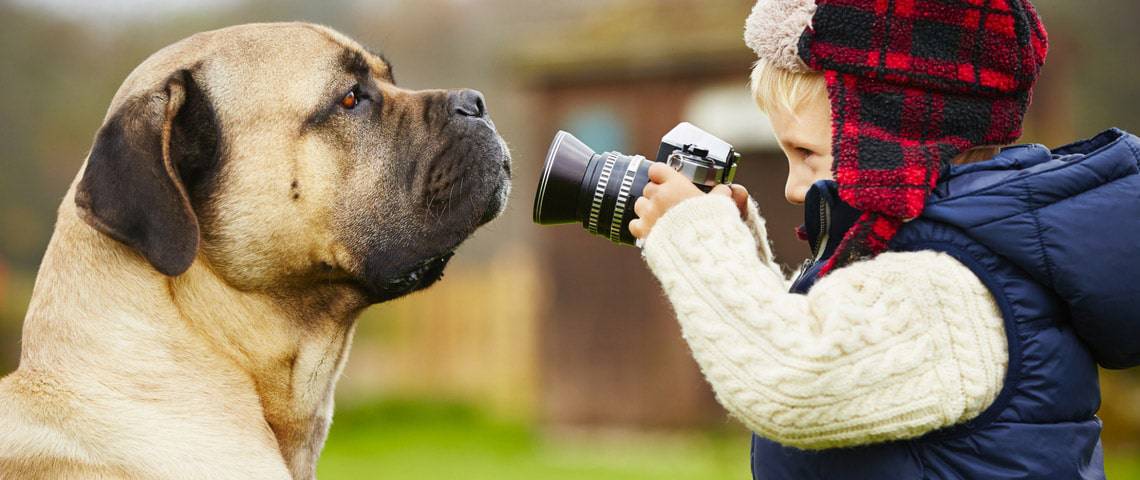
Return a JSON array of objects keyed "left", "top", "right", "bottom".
[
  {"left": 629, "top": 163, "right": 750, "bottom": 240},
  {"left": 726, "top": 184, "right": 750, "bottom": 220}
]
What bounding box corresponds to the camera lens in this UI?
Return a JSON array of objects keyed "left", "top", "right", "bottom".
[{"left": 533, "top": 131, "right": 651, "bottom": 246}]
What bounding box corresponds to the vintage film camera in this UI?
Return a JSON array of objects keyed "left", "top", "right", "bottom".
[{"left": 533, "top": 122, "right": 740, "bottom": 245}]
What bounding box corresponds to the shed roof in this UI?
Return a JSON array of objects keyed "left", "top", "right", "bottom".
[{"left": 513, "top": 0, "right": 756, "bottom": 84}]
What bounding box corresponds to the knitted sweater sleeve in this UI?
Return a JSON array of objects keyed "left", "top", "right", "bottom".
[
  {"left": 742, "top": 197, "right": 786, "bottom": 282},
  {"left": 642, "top": 195, "right": 1008, "bottom": 450}
]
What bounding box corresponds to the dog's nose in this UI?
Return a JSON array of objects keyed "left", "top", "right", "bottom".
[{"left": 450, "top": 89, "right": 486, "bottom": 118}]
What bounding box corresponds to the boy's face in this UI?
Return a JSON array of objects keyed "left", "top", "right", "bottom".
[{"left": 767, "top": 93, "right": 834, "bottom": 205}]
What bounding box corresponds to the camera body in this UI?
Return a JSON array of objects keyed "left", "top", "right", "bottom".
[
  {"left": 656, "top": 122, "right": 739, "bottom": 190},
  {"left": 534, "top": 122, "right": 741, "bottom": 246}
]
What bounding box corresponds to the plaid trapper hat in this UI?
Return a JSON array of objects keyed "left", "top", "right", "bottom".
[{"left": 746, "top": 0, "right": 1048, "bottom": 274}]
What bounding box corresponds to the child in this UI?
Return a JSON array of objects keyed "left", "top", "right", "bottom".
[{"left": 628, "top": 0, "right": 1140, "bottom": 478}]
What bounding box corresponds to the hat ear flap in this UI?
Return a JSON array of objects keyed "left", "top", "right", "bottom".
[{"left": 76, "top": 69, "right": 216, "bottom": 276}]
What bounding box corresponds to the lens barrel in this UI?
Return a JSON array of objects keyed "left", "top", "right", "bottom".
[
  {"left": 533, "top": 132, "right": 651, "bottom": 246},
  {"left": 533, "top": 131, "right": 593, "bottom": 225}
]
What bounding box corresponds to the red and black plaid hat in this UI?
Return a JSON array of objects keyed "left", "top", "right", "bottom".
[{"left": 746, "top": 0, "right": 1048, "bottom": 274}]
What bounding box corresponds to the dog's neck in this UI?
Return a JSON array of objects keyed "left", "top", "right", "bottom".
[
  {"left": 167, "top": 257, "right": 364, "bottom": 478},
  {"left": 21, "top": 196, "right": 366, "bottom": 479}
]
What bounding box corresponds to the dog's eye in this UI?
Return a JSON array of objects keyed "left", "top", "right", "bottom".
[{"left": 340, "top": 89, "right": 359, "bottom": 110}]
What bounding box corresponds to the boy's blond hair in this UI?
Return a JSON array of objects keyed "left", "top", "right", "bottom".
[
  {"left": 749, "top": 59, "right": 998, "bottom": 165},
  {"left": 749, "top": 59, "right": 826, "bottom": 115}
]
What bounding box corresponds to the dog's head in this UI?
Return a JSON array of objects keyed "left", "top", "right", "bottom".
[{"left": 75, "top": 23, "right": 511, "bottom": 303}]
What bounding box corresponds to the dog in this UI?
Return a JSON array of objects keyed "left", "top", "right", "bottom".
[{"left": 0, "top": 22, "right": 511, "bottom": 479}]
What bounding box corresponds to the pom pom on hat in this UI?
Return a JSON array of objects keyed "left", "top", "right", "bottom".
[{"left": 744, "top": 0, "right": 818, "bottom": 73}]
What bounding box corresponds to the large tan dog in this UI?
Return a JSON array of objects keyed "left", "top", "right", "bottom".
[{"left": 0, "top": 23, "right": 511, "bottom": 479}]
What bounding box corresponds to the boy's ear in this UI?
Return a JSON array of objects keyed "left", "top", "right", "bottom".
[{"left": 76, "top": 68, "right": 219, "bottom": 277}]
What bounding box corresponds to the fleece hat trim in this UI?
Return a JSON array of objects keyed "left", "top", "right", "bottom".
[{"left": 744, "top": 0, "right": 818, "bottom": 73}]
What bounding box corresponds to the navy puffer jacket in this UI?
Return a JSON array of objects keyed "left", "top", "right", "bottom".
[{"left": 751, "top": 129, "right": 1140, "bottom": 479}]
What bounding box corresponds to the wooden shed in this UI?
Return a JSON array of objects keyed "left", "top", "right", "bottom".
[{"left": 515, "top": 0, "right": 812, "bottom": 429}]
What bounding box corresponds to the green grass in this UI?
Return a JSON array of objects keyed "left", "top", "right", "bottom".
[
  {"left": 317, "top": 400, "right": 748, "bottom": 480},
  {"left": 319, "top": 399, "right": 1140, "bottom": 480},
  {"left": 1107, "top": 453, "right": 1140, "bottom": 479}
]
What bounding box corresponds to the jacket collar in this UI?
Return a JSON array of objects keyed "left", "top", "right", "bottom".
[{"left": 801, "top": 180, "right": 862, "bottom": 262}]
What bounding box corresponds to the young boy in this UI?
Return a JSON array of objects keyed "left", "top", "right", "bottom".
[{"left": 629, "top": 1, "right": 1140, "bottom": 478}]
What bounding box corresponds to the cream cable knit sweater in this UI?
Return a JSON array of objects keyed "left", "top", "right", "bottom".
[{"left": 642, "top": 195, "right": 1008, "bottom": 450}]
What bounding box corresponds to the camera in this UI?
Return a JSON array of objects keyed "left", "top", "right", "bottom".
[{"left": 533, "top": 122, "right": 740, "bottom": 246}]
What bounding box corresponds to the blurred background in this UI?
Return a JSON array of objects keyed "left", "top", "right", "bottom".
[{"left": 1, "top": 0, "right": 1138, "bottom": 478}]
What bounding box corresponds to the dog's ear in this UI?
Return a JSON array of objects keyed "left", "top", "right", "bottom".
[{"left": 76, "top": 69, "right": 219, "bottom": 276}]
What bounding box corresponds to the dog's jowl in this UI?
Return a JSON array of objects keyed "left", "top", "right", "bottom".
[{"left": 0, "top": 23, "right": 510, "bottom": 480}]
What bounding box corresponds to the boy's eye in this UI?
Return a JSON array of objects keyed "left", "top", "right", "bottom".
[{"left": 796, "top": 147, "right": 814, "bottom": 157}]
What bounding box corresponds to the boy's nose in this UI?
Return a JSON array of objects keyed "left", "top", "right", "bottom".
[{"left": 786, "top": 177, "right": 810, "bottom": 205}]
